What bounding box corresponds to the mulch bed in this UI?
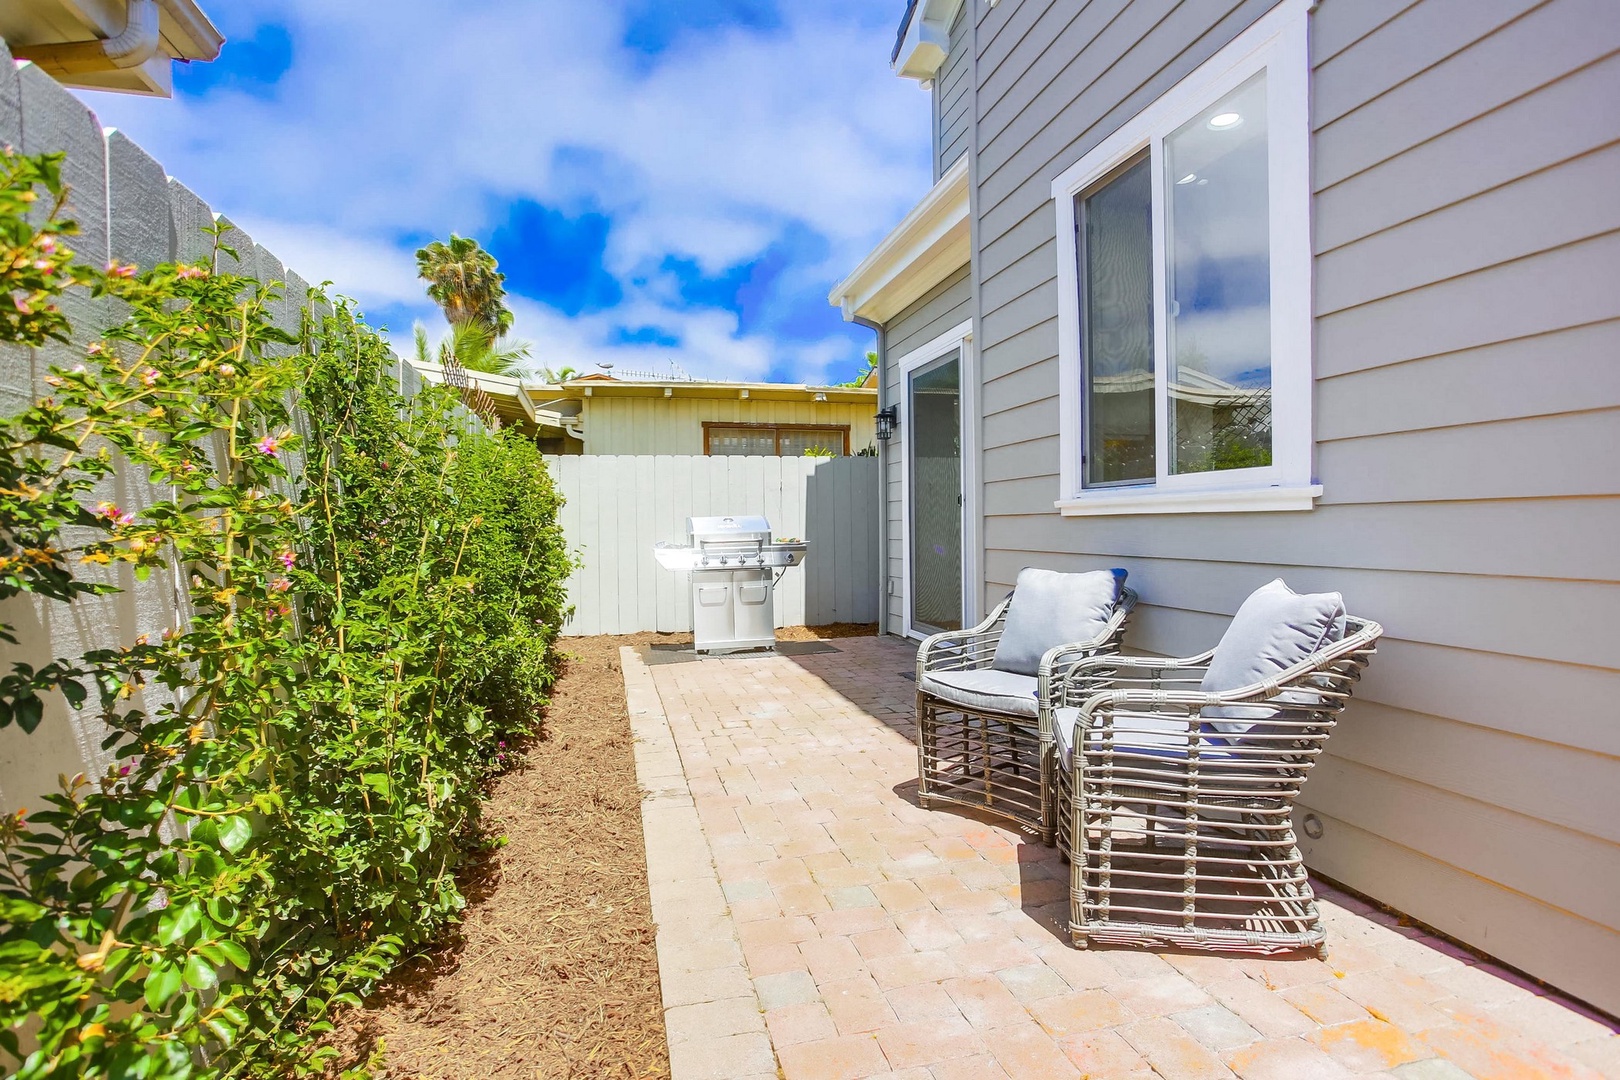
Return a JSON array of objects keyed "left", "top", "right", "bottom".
[{"left": 329, "top": 625, "right": 875, "bottom": 1079}]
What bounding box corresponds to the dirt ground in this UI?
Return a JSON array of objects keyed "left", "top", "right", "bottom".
[{"left": 330, "top": 625, "right": 876, "bottom": 1079}]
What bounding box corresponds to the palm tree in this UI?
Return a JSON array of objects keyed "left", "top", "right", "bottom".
[
  {"left": 414, "top": 322, "right": 532, "bottom": 377},
  {"left": 535, "top": 364, "right": 579, "bottom": 384},
  {"left": 415, "top": 234, "right": 514, "bottom": 337}
]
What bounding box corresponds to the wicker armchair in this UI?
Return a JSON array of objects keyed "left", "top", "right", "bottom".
[
  {"left": 915, "top": 572, "right": 1137, "bottom": 843},
  {"left": 1053, "top": 613, "right": 1382, "bottom": 957}
]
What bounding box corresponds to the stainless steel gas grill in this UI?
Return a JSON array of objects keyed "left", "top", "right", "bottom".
[{"left": 653, "top": 516, "right": 808, "bottom": 654}]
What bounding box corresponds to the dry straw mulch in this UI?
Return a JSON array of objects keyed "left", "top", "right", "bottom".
[
  {"left": 331, "top": 625, "right": 877, "bottom": 1079},
  {"left": 330, "top": 633, "right": 673, "bottom": 1080}
]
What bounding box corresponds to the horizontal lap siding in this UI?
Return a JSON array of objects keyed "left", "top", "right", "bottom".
[
  {"left": 582, "top": 396, "right": 878, "bottom": 455},
  {"left": 968, "top": 0, "right": 1620, "bottom": 1012},
  {"left": 882, "top": 267, "right": 973, "bottom": 636},
  {"left": 936, "top": 2, "right": 973, "bottom": 177}
]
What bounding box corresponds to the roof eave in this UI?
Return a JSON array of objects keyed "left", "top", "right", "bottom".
[{"left": 829, "top": 154, "right": 971, "bottom": 326}]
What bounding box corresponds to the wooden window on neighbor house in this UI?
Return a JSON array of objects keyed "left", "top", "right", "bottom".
[{"left": 703, "top": 423, "right": 850, "bottom": 457}]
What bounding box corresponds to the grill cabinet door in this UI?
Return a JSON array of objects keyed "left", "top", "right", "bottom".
[
  {"left": 692, "top": 576, "right": 733, "bottom": 648},
  {"left": 733, "top": 569, "right": 774, "bottom": 644}
]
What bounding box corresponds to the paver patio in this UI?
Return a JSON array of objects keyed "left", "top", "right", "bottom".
[{"left": 623, "top": 637, "right": 1620, "bottom": 1080}]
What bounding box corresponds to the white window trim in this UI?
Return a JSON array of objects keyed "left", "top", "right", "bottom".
[
  {"left": 896, "top": 319, "right": 978, "bottom": 641},
  {"left": 1052, "top": 0, "right": 1317, "bottom": 516}
]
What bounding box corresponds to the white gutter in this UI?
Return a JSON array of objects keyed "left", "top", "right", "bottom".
[
  {"left": 158, "top": 0, "right": 225, "bottom": 63},
  {"left": 13, "top": 0, "right": 161, "bottom": 74}
]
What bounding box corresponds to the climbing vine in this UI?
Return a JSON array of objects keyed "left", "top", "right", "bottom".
[{"left": 0, "top": 147, "right": 571, "bottom": 1078}]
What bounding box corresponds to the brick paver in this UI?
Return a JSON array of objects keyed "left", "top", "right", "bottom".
[{"left": 625, "top": 640, "right": 1620, "bottom": 1079}]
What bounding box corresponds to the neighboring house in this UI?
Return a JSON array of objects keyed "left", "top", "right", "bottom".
[
  {"left": 412, "top": 362, "right": 879, "bottom": 457},
  {"left": 1, "top": 0, "right": 222, "bottom": 97},
  {"left": 831, "top": 0, "right": 1620, "bottom": 1015}
]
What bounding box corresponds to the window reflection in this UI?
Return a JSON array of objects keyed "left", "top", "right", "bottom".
[
  {"left": 1079, "top": 153, "right": 1155, "bottom": 486},
  {"left": 1164, "top": 73, "right": 1273, "bottom": 474}
]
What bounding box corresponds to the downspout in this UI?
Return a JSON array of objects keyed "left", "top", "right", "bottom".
[
  {"left": 12, "top": 0, "right": 162, "bottom": 74},
  {"left": 852, "top": 314, "right": 887, "bottom": 638}
]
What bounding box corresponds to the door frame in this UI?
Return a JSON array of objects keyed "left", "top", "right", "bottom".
[{"left": 896, "top": 319, "right": 978, "bottom": 641}]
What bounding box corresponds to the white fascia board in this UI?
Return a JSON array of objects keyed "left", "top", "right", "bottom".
[
  {"left": 829, "top": 155, "right": 970, "bottom": 326},
  {"left": 893, "top": 0, "right": 965, "bottom": 82}
]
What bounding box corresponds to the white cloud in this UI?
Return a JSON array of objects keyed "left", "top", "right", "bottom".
[{"left": 79, "top": 2, "right": 929, "bottom": 382}]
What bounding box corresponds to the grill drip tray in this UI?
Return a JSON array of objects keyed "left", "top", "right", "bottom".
[{"left": 635, "top": 640, "right": 841, "bottom": 666}]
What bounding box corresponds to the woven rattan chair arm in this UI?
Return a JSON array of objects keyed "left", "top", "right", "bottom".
[
  {"left": 1063, "top": 646, "right": 1220, "bottom": 678},
  {"left": 1073, "top": 616, "right": 1384, "bottom": 728},
  {"left": 916, "top": 596, "right": 1011, "bottom": 677}
]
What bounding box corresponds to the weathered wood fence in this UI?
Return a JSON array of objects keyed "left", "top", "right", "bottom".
[{"left": 544, "top": 455, "right": 880, "bottom": 635}]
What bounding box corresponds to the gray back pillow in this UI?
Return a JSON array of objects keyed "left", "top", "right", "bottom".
[
  {"left": 1200, "top": 578, "right": 1347, "bottom": 735},
  {"left": 991, "top": 568, "right": 1125, "bottom": 677}
]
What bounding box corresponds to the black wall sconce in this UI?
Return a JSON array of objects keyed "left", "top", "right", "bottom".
[{"left": 875, "top": 405, "right": 899, "bottom": 442}]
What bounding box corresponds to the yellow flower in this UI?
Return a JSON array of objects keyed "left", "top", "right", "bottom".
[{"left": 80, "top": 1022, "right": 107, "bottom": 1040}]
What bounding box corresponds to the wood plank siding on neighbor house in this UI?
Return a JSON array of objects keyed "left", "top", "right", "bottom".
[{"left": 855, "top": 0, "right": 1620, "bottom": 1015}]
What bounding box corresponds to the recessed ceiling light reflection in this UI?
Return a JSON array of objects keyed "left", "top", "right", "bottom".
[
  {"left": 1176, "top": 173, "right": 1198, "bottom": 185},
  {"left": 1207, "top": 111, "right": 1243, "bottom": 130}
]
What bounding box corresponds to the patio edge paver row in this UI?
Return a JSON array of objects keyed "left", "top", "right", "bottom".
[{"left": 624, "top": 645, "right": 778, "bottom": 1080}]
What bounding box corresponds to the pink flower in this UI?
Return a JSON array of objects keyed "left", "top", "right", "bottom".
[
  {"left": 176, "top": 265, "right": 208, "bottom": 280},
  {"left": 36, "top": 235, "right": 57, "bottom": 255},
  {"left": 71, "top": 363, "right": 87, "bottom": 374},
  {"left": 43, "top": 375, "right": 62, "bottom": 387},
  {"left": 85, "top": 344, "right": 102, "bottom": 357},
  {"left": 118, "top": 765, "right": 130, "bottom": 777},
  {"left": 95, "top": 502, "right": 136, "bottom": 527},
  {"left": 218, "top": 364, "right": 235, "bottom": 377},
  {"left": 278, "top": 550, "right": 296, "bottom": 570},
  {"left": 12, "top": 295, "right": 32, "bottom": 315},
  {"left": 106, "top": 261, "right": 137, "bottom": 278},
  {"left": 34, "top": 260, "right": 55, "bottom": 274},
  {"left": 271, "top": 578, "right": 292, "bottom": 593},
  {"left": 141, "top": 368, "right": 159, "bottom": 387},
  {"left": 257, "top": 435, "right": 281, "bottom": 458}
]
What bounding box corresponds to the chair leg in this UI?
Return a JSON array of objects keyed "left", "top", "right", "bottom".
[
  {"left": 916, "top": 692, "right": 934, "bottom": 809},
  {"left": 1039, "top": 744, "right": 1056, "bottom": 846}
]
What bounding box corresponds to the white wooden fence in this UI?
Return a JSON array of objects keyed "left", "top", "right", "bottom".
[{"left": 544, "top": 455, "right": 880, "bottom": 636}]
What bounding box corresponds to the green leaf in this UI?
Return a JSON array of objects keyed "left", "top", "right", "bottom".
[
  {"left": 183, "top": 951, "right": 218, "bottom": 991},
  {"left": 144, "top": 960, "right": 183, "bottom": 1011},
  {"left": 13, "top": 693, "right": 42, "bottom": 733},
  {"left": 214, "top": 937, "right": 251, "bottom": 972},
  {"left": 158, "top": 901, "right": 201, "bottom": 945},
  {"left": 218, "top": 814, "right": 253, "bottom": 854},
  {"left": 58, "top": 677, "right": 86, "bottom": 708}
]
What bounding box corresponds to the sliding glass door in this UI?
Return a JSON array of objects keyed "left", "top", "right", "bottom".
[{"left": 908, "top": 349, "right": 963, "bottom": 634}]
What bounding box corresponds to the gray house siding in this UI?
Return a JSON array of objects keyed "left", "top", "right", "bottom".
[
  {"left": 880, "top": 265, "right": 972, "bottom": 636},
  {"left": 883, "top": 0, "right": 1620, "bottom": 1012},
  {"left": 935, "top": 0, "right": 974, "bottom": 178}
]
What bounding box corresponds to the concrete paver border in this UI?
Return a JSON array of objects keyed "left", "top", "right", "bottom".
[{"left": 624, "top": 646, "right": 778, "bottom": 1080}]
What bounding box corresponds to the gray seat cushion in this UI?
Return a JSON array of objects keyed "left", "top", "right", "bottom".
[
  {"left": 1200, "top": 579, "right": 1347, "bottom": 737},
  {"left": 991, "top": 567, "right": 1126, "bottom": 676},
  {"left": 1052, "top": 708, "right": 1233, "bottom": 771},
  {"left": 921, "top": 668, "right": 1039, "bottom": 718}
]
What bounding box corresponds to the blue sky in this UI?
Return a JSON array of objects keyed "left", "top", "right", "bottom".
[{"left": 83, "top": 1, "right": 930, "bottom": 384}]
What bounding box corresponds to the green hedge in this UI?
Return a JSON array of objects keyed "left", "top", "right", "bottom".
[{"left": 0, "top": 147, "right": 572, "bottom": 1078}]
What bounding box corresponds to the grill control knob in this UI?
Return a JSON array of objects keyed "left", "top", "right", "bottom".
[{"left": 700, "top": 556, "right": 709, "bottom": 567}]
